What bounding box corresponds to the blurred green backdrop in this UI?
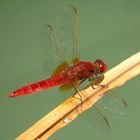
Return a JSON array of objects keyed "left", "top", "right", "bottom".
[{"left": 0, "top": 0, "right": 140, "bottom": 140}]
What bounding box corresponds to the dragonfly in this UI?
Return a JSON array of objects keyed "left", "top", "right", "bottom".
[
  {"left": 8, "top": 6, "right": 107, "bottom": 98},
  {"left": 8, "top": 5, "right": 127, "bottom": 132}
]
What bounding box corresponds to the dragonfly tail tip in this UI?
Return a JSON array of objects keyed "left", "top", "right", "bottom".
[{"left": 7, "top": 92, "right": 16, "bottom": 98}]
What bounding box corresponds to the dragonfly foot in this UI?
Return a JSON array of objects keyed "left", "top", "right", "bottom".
[{"left": 72, "top": 93, "right": 83, "bottom": 111}]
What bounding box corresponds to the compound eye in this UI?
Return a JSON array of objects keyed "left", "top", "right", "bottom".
[
  {"left": 99, "top": 63, "right": 107, "bottom": 73},
  {"left": 94, "top": 59, "right": 107, "bottom": 73}
]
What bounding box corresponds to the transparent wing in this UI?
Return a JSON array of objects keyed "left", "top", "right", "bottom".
[
  {"left": 41, "top": 24, "right": 69, "bottom": 77},
  {"left": 97, "top": 93, "right": 127, "bottom": 115},
  {"left": 87, "top": 74, "right": 127, "bottom": 115},
  {"left": 41, "top": 5, "right": 79, "bottom": 77},
  {"left": 74, "top": 82, "right": 110, "bottom": 133},
  {"left": 58, "top": 5, "right": 80, "bottom": 64},
  {"left": 81, "top": 105, "right": 110, "bottom": 133}
]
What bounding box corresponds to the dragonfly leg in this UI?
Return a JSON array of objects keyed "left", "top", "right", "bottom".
[
  {"left": 72, "top": 78, "right": 87, "bottom": 100},
  {"left": 72, "top": 91, "right": 83, "bottom": 111},
  {"left": 72, "top": 83, "right": 82, "bottom": 102},
  {"left": 89, "top": 75, "right": 108, "bottom": 89},
  {"left": 71, "top": 81, "right": 86, "bottom": 111}
]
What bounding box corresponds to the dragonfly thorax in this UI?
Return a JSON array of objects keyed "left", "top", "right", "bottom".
[{"left": 65, "top": 61, "right": 95, "bottom": 80}]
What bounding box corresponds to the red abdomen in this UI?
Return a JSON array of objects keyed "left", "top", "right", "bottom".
[{"left": 8, "top": 73, "right": 67, "bottom": 97}]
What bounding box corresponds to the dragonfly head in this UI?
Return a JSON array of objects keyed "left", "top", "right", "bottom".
[{"left": 94, "top": 59, "right": 107, "bottom": 74}]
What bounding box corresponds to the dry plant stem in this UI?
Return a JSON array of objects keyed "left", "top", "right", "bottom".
[{"left": 16, "top": 52, "right": 140, "bottom": 140}]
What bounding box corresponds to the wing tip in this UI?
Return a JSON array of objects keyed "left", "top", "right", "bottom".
[{"left": 47, "top": 24, "right": 53, "bottom": 32}]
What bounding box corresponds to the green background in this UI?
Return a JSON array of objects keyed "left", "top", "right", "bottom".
[{"left": 0, "top": 0, "right": 140, "bottom": 140}]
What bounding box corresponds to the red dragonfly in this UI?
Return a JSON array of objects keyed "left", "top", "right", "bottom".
[
  {"left": 8, "top": 5, "right": 127, "bottom": 132},
  {"left": 8, "top": 6, "right": 107, "bottom": 98}
]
